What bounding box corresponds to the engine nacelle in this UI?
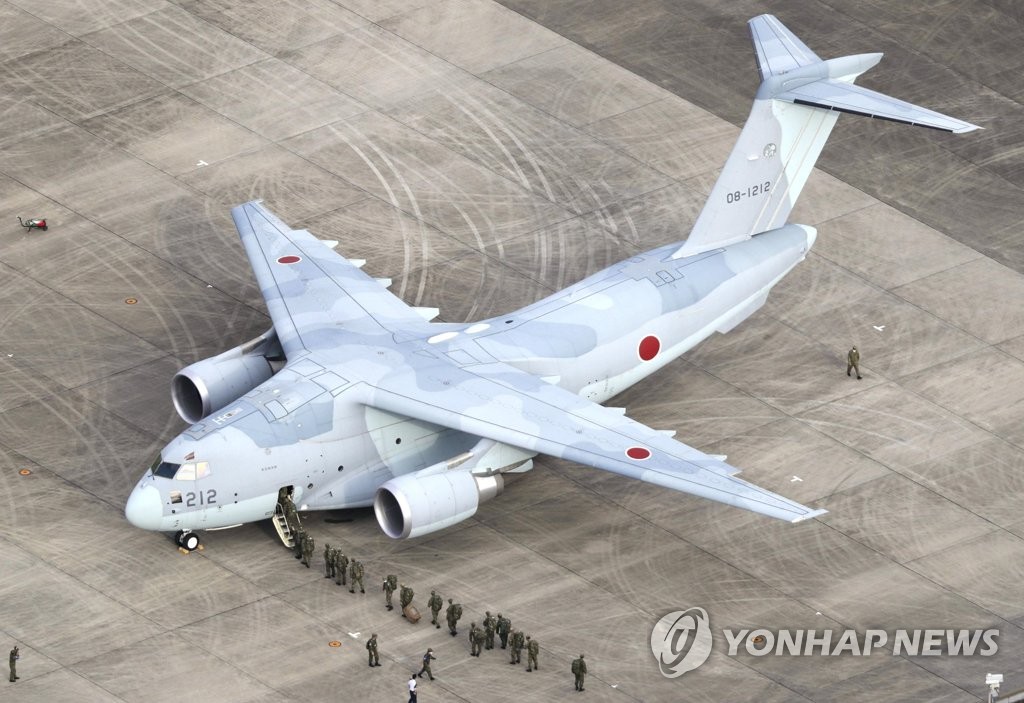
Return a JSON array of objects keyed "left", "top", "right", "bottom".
[
  {"left": 374, "top": 471, "right": 504, "bottom": 539},
  {"left": 172, "top": 328, "right": 283, "bottom": 424}
]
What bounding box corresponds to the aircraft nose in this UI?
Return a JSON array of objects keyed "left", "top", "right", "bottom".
[{"left": 125, "top": 485, "right": 164, "bottom": 530}]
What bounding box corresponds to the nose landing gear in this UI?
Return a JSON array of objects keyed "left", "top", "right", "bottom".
[{"left": 174, "top": 529, "right": 201, "bottom": 552}]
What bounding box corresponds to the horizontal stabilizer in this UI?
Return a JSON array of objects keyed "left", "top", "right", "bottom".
[{"left": 778, "top": 80, "right": 980, "bottom": 133}]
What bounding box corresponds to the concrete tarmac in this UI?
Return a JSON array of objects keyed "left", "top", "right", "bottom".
[{"left": 0, "top": 1, "right": 1021, "bottom": 701}]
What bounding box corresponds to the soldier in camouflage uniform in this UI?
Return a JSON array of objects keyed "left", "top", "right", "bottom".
[
  {"left": 8, "top": 645, "right": 19, "bottom": 683},
  {"left": 383, "top": 574, "right": 397, "bottom": 610},
  {"left": 446, "top": 599, "right": 462, "bottom": 636},
  {"left": 572, "top": 654, "right": 587, "bottom": 691},
  {"left": 472, "top": 626, "right": 485, "bottom": 658},
  {"left": 468, "top": 623, "right": 481, "bottom": 657},
  {"left": 324, "top": 543, "right": 335, "bottom": 579},
  {"left": 483, "top": 611, "right": 496, "bottom": 650},
  {"left": 526, "top": 635, "right": 539, "bottom": 672},
  {"left": 349, "top": 559, "right": 365, "bottom": 593},
  {"left": 509, "top": 630, "right": 524, "bottom": 665},
  {"left": 301, "top": 534, "right": 315, "bottom": 568},
  {"left": 292, "top": 526, "right": 306, "bottom": 560},
  {"left": 399, "top": 583, "right": 414, "bottom": 617},
  {"left": 496, "top": 613, "right": 511, "bottom": 649},
  {"left": 282, "top": 492, "right": 299, "bottom": 532},
  {"left": 365, "top": 633, "right": 380, "bottom": 667},
  {"left": 334, "top": 549, "right": 349, "bottom": 586},
  {"left": 428, "top": 590, "right": 443, "bottom": 629}
]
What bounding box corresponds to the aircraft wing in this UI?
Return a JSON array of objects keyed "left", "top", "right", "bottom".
[
  {"left": 364, "top": 359, "right": 826, "bottom": 523},
  {"left": 232, "top": 201, "right": 432, "bottom": 356}
]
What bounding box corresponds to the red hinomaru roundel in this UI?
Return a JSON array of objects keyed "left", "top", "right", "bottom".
[
  {"left": 626, "top": 446, "right": 651, "bottom": 460},
  {"left": 638, "top": 335, "right": 660, "bottom": 361},
  {"left": 277, "top": 255, "right": 301, "bottom": 264}
]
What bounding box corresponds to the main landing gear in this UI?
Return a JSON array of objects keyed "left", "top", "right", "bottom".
[{"left": 174, "top": 529, "right": 201, "bottom": 552}]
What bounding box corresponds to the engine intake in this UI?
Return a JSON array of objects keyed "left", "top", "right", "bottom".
[
  {"left": 172, "top": 329, "right": 282, "bottom": 424},
  {"left": 374, "top": 471, "right": 504, "bottom": 539}
]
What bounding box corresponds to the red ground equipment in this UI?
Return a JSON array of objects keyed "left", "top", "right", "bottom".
[{"left": 17, "top": 216, "right": 47, "bottom": 231}]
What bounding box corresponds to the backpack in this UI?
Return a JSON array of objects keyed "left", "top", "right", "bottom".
[
  {"left": 453, "top": 604, "right": 463, "bottom": 620},
  {"left": 386, "top": 574, "right": 397, "bottom": 590},
  {"left": 571, "top": 659, "right": 580, "bottom": 674}
]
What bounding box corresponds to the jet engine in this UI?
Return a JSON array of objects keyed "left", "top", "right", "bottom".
[
  {"left": 171, "top": 328, "right": 284, "bottom": 424},
  {"left": 373, "top": 471, "right": 504, "bottom": 539}
]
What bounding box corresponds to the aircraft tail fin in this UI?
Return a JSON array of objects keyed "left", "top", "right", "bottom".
[{"left": 670, "top": 14, "right": 979, "bottom": 260}]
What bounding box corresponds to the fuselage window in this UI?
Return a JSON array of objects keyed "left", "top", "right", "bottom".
[{"left": 170, "top": 491, "right": 183, "bottom": 504}]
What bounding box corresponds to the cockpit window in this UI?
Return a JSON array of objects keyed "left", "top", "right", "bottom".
[
  {"left": 172, "top": 461, "right": 211, "bottom": 481},
  {"left": 153, "top": 461, "right": 181, "bottom": 478}
]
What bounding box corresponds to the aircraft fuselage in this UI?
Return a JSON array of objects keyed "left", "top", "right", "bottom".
[{"left": 125, "top": 223, "right": 814, "bottom": 534}]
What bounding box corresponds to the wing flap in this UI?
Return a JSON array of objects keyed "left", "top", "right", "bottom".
[{"left": 363, "top": 360, "right": 825, "bottom": 523}]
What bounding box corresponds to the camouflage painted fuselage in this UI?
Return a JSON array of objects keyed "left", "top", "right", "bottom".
[{"left": 127, "top": 224, "right": 812, "bottom": 532}]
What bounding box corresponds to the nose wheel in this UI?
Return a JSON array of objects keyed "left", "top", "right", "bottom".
[{"left": 174, "top": 530, "right": 201, "bottom": 552}]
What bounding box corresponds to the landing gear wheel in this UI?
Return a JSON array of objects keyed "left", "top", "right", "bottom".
[{"left": 175, "top": 530, "right": 200, "bottom": 551}]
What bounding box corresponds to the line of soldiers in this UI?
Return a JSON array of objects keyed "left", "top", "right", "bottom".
[
  {"left": 282, "top": 489, "right": 366, "bottom": 595},
  {"left": 281, "top": 493, "right": 583, "bottom": 690}
]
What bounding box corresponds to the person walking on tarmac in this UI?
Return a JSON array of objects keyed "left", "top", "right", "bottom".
[
  {"left": 847, "top": 346, "right": 862, "bottom": 379},
  {"left": 383, "top": 574, "right": 397, "bottom": 610},
  {"left": 428, "top": 590, "right": 443, "bottom": 629},
  {"left": 572, "top": 654, "right": 588, "bottom": 691},
  {"left": 416, "top": 648, "right": 436, "bottom": 681}
]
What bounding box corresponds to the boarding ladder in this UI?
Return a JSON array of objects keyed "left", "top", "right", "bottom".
[{"left": 272, "top": 503, "right": 298, "bottom": 548}]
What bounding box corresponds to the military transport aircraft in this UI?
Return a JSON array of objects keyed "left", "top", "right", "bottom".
[{"left": 126, "top": 15, "right": 977, "bottom": 551}]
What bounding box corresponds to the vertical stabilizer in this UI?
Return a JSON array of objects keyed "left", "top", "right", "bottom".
[{"left": 671, "top": 15, "right": 979, "bottom": 260}]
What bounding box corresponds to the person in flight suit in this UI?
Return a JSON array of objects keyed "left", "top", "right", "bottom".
[
  {"left": 416, "top": 648, "right": 436, "bottom": 681},
  {"left": 847, "top": 346, "right": 862, "bottom": 379}
]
